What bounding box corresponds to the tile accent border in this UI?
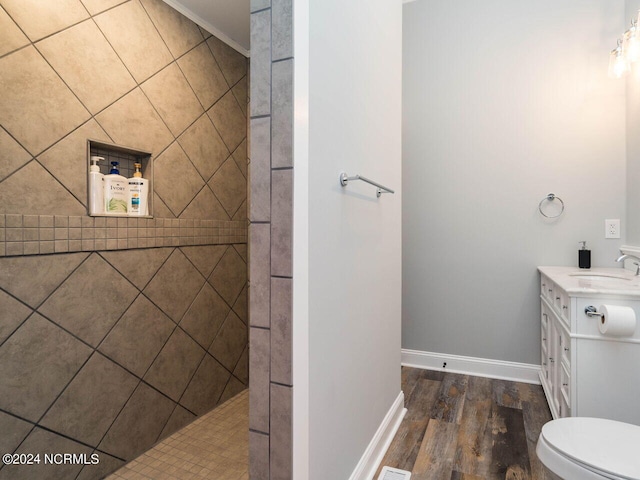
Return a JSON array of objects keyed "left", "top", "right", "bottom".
[
  {"left": 0, "top": 214, "right": 247, "bottom": 257},
  {"left": 249, "top": 0, "right": 294, "bottom": 476}
]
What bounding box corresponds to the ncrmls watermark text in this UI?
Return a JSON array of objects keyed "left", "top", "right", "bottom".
[{"left": 2, "top": 453, "right": 100, "bottom": 466}]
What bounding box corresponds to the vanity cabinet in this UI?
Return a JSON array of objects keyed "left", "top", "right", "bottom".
[{"left": 538, "top": 267, "right": 640, "bottom": 425}]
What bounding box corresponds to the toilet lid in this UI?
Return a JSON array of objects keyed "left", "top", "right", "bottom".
[{"left": 541, "top": 418, "right": 640, "bottom": 480}]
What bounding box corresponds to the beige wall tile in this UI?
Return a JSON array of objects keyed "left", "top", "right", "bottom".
[
  {"left": 177, "top": 42, "right": 229, "bottom": 110},
  {"left": 0, "top": 161, "right": 85, "bottom": 215},
  {"left": 232, "top": 138, "right": 248, "bottom": 178},
  {"left": 40, "top": 353, "right": 139, "bottom": 446},
  {"left": 209, "top": 310, "right": 247, "bottom": 371},
  {"left": 36, "top": 20, "right": 136, "bottom": 114},
  {"left": 179, "top": 186, "right": 229, "bottom": 220},
  {"left": 179, "top": 353, "right": 229, "bottom": 415},
  {"left": 7, "top": 428, "right": 92, "bottom": 479},
  {"left": 207, "top": 35, "right": 247, "bottom": 87},
  {"left": 38, "top": 253, "right": 138, "bottom": 346},
  {"left": 139, "top": 0, "right": 203, "bottom": 58},
  {"left": 0, "top": 411, "right": 32, "bottom": 457},
  {"left": 95, "top": 88, "right": 173, "bottom": 155},
  {"left": 2, "top": 0, "right": 89, "bottom": 42},
  {"left": 38, "top": 120, "right": 112, "bottom": 207},
  {"left": 179, "top": 282, "right": 229, "bottom": 349},
  {"left": 232, "top": 76, "right": 248, "bottom": 116},
  {"left": 0, "top": 6, "right": 29, "bottom": 57},
  {"left": 0, "top": 289, "right": 32, "bottom": 344},
  {"left": 208, "top": 91, "right": 246, "bottom": 152},
  {"left": 98, "top": 295, "right": 174, "bottom": 377},
  {"left": 178, "top": 114, "right": 230, "bottom": 181},
  {"left": 0, "top": 313, "right": 92, "bottom": 422},
  {"left": 94, "top": 0, "right": 172, "bottom": 83},
  {"left": 208, "top": 246, "right": 246, "bottom": 305},
  {"left": 142, "top": 249, "right": 204, "bottom": 322},
  {"left": 0, "top": 128, "right": 31, "bottom": 183},
  {"left": 141, "top": 63, "right": 203, "bottom": 137},
  {"left": 209, "top": 158, "right": 246, "bottom": 218},
  {"left": 143, "top": 328, "right": 205, "bottom": 401},
  {"left": 153, "top": 142, "right": 205, "bottom": 216},
  {"left": 0, "top": 46, "right": 90, "bottom": 155},
  {"left": 98, "top": 383, "right": 175, "bottom": 460}
]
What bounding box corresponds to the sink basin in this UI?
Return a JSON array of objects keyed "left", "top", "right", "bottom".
[{"left": 569, "top": 273, "right": 631, "bottom": 283}]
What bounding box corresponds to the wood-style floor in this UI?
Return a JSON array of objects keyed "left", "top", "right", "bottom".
[{"left": 376, "top": 367, "right": 553, "bottom": 480}]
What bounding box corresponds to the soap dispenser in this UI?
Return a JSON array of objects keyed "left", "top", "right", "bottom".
[
  {"left": 578, "top": 241, "right": 591, "bottom": 269},
  {"left": 88, "top": 156, "right": 104, "bottom": 215},
  {"left": 103, "top": 161, "right": 128, "bottom": 214}
]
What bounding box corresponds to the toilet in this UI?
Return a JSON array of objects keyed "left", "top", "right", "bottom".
[{"left": 536, "top": 417, "right": 640, "bottom": 480}]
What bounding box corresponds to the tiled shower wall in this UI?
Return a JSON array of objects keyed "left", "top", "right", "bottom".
[
  {"left": 0, "top": 0, "right": 248, "bottom": 479},
  {"left": 249, "top": 0, "right": 294, "bottom": 478}
]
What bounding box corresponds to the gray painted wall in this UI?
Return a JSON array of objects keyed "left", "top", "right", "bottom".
[
  {"left": 627, "top": 0, "right": 640, "bottom": 245},
  {"left": 402, "top": 0, "right": 626, "bottom": 365}
]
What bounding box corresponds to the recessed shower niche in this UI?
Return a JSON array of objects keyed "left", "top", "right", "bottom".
[{"left": 87, "top": 139, "right": 153, "bottom": 218}]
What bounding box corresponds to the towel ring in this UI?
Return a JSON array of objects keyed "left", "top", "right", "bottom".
[{"left": 538, "top": 193, "right": 564, "bottom": 218}]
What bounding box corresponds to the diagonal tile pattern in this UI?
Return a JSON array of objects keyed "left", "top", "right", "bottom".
[
  {"left": 0, "top": 313, "right": 92, "bottom": 422},
  {"left": 0, "top": 0, "right": 248, "bottom": 477},
  {"left": 94, "top": 0, "right": 172, "bottom": 84},
  {"left": 98, "top": 294, "right": 175, "bottom": 377},
  {"left": 139, "top": 0, "right": 203, "bottom": 58},
  {"left": 35, "top": 19, "right": 137, "bottom": 115},
  {"left": 38, "top": 253, "right": 138, "bottom": 347},
  {"left": 0, "top": 46, "right": 90, "bottom": 156},
  {"left": 142, "top": 248, "right": 204, "bottom": 322},
  {"left": 143, "top": 327, "right": 205, "bottom": 402}
]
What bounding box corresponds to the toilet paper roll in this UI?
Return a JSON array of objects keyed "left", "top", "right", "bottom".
[{"left": 598, "top": 304, "right": 637, "bottom": 337}]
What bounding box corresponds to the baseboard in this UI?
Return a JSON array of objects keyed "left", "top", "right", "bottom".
[
  {"left": 402, "top": 349, "right": 541, "bottom": 385},
  {"left": 348, "top": 391, "right": 407, "bottom": 480}
]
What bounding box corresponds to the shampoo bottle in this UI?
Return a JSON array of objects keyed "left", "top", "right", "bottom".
[
  {"left": 578, "top": 241, "right": 591, "bottom": 269},
  {"left": 103, "top": 161, "right": 128, "bottom": 214},
  {"left": 128, "top": 163, "right": 149, "bottom": 216},
  {"left": 88, "top": 156, "right": 104, "bottom": 215}
]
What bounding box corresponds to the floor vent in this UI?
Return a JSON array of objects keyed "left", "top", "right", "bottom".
[{"left": 378, "top": 466, "right": 411, "bottom": 480}]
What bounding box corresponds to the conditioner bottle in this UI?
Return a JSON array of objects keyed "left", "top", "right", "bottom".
[{"left": 128, "top": 163, "right": 149, "bottom": 216}]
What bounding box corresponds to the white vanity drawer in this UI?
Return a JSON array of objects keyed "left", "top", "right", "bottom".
[
  {"left": 560, "top": 363, "right": 571, "bottom": 416},
  {"left": 559, "top": 324, "right": 570, "bottom": 368},
  {"left": 540, "top": 275, "right": 551, "bottom": 300},
  {"left": 559, "top": 290, "right": 570, "bottom": 324}
]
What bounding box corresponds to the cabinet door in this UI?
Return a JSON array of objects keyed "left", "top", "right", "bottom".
[{"left": 547, "top": 319, "right": 560, "bottom": 415}]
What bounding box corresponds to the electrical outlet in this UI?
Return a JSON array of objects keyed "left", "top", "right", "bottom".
[{"left": 605, "top": 219, "right": 620, "bottom": 239}]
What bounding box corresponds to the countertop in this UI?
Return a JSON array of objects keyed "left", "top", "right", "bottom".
[{"left": 538, "top": 266, "right": 640, "bottom": 298}]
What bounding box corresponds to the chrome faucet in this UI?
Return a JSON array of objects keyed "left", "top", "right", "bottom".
[{"left": 616, "top": 254, "right": 640, "bottom": 275}]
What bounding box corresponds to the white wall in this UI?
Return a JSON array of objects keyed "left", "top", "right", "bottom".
[
  {"left": 627, "top": 0, "right": 640, "bottom": 244},
  {"left": 403, "top": 0, "right": 626, "bottom": 365},
  {"left": 293, "top": 0, "right": 403, "bottom": 478}
]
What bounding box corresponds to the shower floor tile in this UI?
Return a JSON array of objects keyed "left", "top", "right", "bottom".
[{"left": 106, "top": 389, "right": 248, "bottom": 480}]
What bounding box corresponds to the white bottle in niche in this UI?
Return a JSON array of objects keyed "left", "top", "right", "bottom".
[
  {"left": 128, "top": 162, "right": 149, "bottom": 216},
  {"left": 103, "top": 161, "right": 128, "bottom": 214},
  {"left": 88, "top": 156, "right": 104, "bottom": 215}
]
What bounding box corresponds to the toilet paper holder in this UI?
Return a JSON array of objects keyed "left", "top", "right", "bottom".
[{"left": 585, "top": 306, "right": 604, "bottom": 318}]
